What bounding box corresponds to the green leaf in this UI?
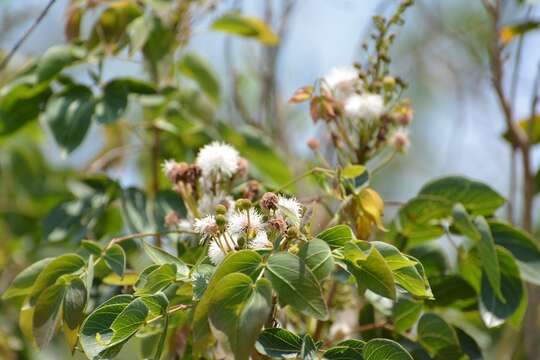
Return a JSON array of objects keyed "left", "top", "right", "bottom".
[
  {"left": 139, "top": 292, "right": 169, "bottom": 318},
  {"left": 419, "top": 176, "right": 505, "bottom": 215},
  {"left": 265, "top": 252, "right": 328, "bottom": 320},
  {"left": 209, "top": 273, "right": 272, "bottom": 360},
  {"left": 121, "top": 187, "right": 152, "bottom": 233},
  {"left": 192, "top": 264, "right": 215, "bottom": 301},
  {"left": 79, "top": 295, "right": 134, "bottom": 359},
  {"left": 212, "top": 13, "right": 279, "bottom": 45},
  {"left": 300, "top": 334, "right": 318, "bottom": 360},
  {"left": 30, "top": 253, "right": 85, "bottom": 301},
  {"left": 256, "top": 328, "right": 303, "bottom": 358},
  {"left": 418, "top": 313, "right": 462, "bottom": 359},
  {"left": 323, "top": 339, "right": 365, "bottom": 359},
  {"left": 392, "top": 260, "right": 433, "bottom": 299},
  {"left": 341, "top": 165, "right": 366, "bottom": 179},
  {"left": 33, "top": 283, "right": 66, "bottom": 348},
  {"left": 2, "top": 258, "right": 53, "bottom": 300},
  {"left": 452, "top": 203, "right": 480, "bottom": 240},
  {"left": 456, "top": 328, "right": 483, "bottom": 360},
  {"left": 81, "top": 240, "right": 103, "bottom": 257},
  {"left": 143, "top": 241, "right": 190, "bottom": 280},
  {"left": 317, "top": 225, "right": 355, "bottom": 250},
  {"left": 473, "top": 216, "right": 502, "bottom": 301},
  {"left": 393, "top": 297, "right": 423, "bottom": 334},
  {"left": 0, "top": 75, "right": 52, "bottom": 134},
  {"left": 489, "top": 220, "right": 540, "bottom": 285},
  {"left": 372, "top": 241, "right": 417, "bottom": 270},
  {"left": 345, "top": 241, "right": 396, "bottom": 300},
  {"left": 63, "top": 278, "right": 87, "bottom": 330},
  {"left": 108, "top": 297, "right": 149, "bottom": 346},
  {"left": 395, "top": 197, "right": 448, "bottom": 244},
  {"left": 193, "top": 250, "right": 264, "bottom": 353},
  {"left": 429, "top": 274, "right": 477, "bottom": 309},
  {"left": 44, "top": 84, "right": 95, "bottom": 153},
  {"left": 95, "top": 77, "right": 156, "bottom": 124},
  {"left": 134, "top": 263, "right": 176, "bottom": 295},
  {"left": 363, "top": 338, "right": 413, "bottom": 360},
  {"left": 480, "top": 246, "right": 524, "bottom": 327},
  {"left": 36, "top": 45, "right": 86, "bottom": 83},
  {"left": 104, "top": 244, "right": 126, "bottom": 277},
  {"left": 178, "top": 53, "right": 220, "bottom": 104},
  {"left": 500, "top": 22, "right": 540, "bottom": 44},
  {"left": 299, "top": 238, "right": 334, "bottom": 281}
]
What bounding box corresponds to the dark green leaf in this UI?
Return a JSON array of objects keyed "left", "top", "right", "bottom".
[
  {"left": 2, "top": 258, "right": 53, "bottom": 300},
  {"left": 265, "top": 252, "right": 328, "bottom": 320},
  {"left": 489, "top": 220, "right": 540, "bottom": 285},
  {"left": 323, "top": 339, "right": 365, "bottom": 359},
  {"left": 300, "top": 334, "right": 318, "bottom": 360},
  {"left": 81, "top": 240, "right": 103, "bottom": 257},
  {"left": 363, "top": 338, "right": 413, "bottom": 360},
  {"left": 37, "top": 45, "right": 86, "bottom": 82},
  {"left": 452, "top": 203, "right": 480, "bottom": 240},
  {"left": 104, "top": 244, "right": 126, "bottom": 277},
  {"left": 317, "top": 225, "right": 355, "bottom": 250},
  {"left": 418, "top": 313, "right": 462, "bottom": 359},
  {"left": 209, "top": 273, "right": 272, "bottom": 360},
  {"left": 30, "top": 253, "right": 85, "bottom": 301},
  {"left": 44, "top": 85, "right": 95, "bottom": 153},
  {"left": 193, "top": 250, "right": 264, "bottom": 353},
  {"left": 134, "top": 263, "right": 176, "bottom": 295},
  {"left": 108, "top": 297, "right": 148, "bottom": 346},
  {"left": 473, "top": 216, "right": 502, "bottom": 300},
  {"left": 393, "top": 297, "right": 422, "bottom": 334},
  {"left": 256, "top": 328, "right": 303, "bottom": 358},
  {"left": 143, "top": 241, "right": 190, "bottom": 280},
  {"left": 63, "top": 278, "right": 87, "bottom": 330},
  {"left": 299, "top": 238, "right": 334, "bottom": 281},
  {"left": 480, "top": 247, "right": 524, "bottom": 327},
  {"left": 33, "top": 283, "right": 66, "bottom": 348}
]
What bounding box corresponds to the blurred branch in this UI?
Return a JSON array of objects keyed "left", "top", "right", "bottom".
[{"left": 0, "top": 0, "right": 57, "bottom": 72}]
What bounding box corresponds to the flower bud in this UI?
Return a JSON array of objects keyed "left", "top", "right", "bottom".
[
  {"left": 383, "top": 76, "right": 396, "bottom": 91},
  {"left": 164, "top": 211, "right": 180, "bottom": 227},
  {"left": 267, "top": 217, "right": 287, "bottom": 234},
  {"left": 242, "top": 180, "right": 261, "bottom": 201},
  {"left": 260, "top": 192, "right": 279, "bottom": 211},
  {"left": 307, "top": 138, "right": 320, "bottom": 151},
  {"left": 215, "top": 204, "right": 227, "bottom": 215},
  {"left": 287, "top": 226, "right": 300, "bottom": 239},
  {"left": 237, "top": 157, "right": 249, "bottom": 178},
  {"left": 235, "top": 198, "right": 252, "bottom": 211},
  {"left": 215, "top": 214, "right": 227, "bottom": 230},
  {"left": 390, "top": 129, "right": 410, "bottom": 153}
]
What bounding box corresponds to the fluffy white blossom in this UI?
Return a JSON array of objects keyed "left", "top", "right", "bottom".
[
  {"left": 208, "top": 234, "right": 238, "bottom": 265},
  {"left": 178, "top": 219, "right": 193, "bottom": 232},
  {"left": 228, "top": 208, "right": 264, "bottom": 235},
  {"left": 195, "top": 142, "right": 239, "bottom": 179},
  {"left": 323, "top": 67, "right": 359, "bottom": 97},
  {"left": 249, "top": 231, "right": 272, "bottom": 250},
  {"left": 162, "top": 159, "right": 177, "bottom": 177},
  {"left": 193, "top": 215, "right": 218, "bottom": 239},
  {"left": 344, "top": 93, "right": 384, "bottom": 121},
  {"left": 276, "top": 196, "right": 302, "bottom": 225},
  {"left": 389, "top": 128, "right": 410, "bottom": 153}
]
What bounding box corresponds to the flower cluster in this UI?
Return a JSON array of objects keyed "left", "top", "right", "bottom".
[
  {"left": 163, "top": 142, "right": 304, "bottom": 265},
  {"left": 290, "top": 1, "right": 414, "bottom": 165}
]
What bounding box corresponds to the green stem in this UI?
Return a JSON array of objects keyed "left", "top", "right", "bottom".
[{"left": 276, "top": 167, "right": 334, "bottom": 193}]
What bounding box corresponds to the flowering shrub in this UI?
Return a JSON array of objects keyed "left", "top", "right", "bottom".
[{"left": 1, "top": 0, "right": 540, "bottom": 359}]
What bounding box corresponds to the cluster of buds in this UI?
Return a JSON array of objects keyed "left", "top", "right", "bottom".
[
  {"left": 291, "top": 0, "right": 414, "bottom": 165},
  {"left": 163, "top": 142, "right": 307, "bottom": 265}
]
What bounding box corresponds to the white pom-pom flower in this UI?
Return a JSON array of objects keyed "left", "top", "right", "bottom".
[
  {"left": 249, "top": 231, "right": 272, "bottom": 250},
  {"left": 323, "top": 67, "right": 359, "bottom": 98},
  {"left": 228, "top": 208, "right": 264, "bottom": 235},
  {"left": 208, "top": 234, "right": 238, "bottom": 265},
  {"left": 193, "top": 215, "right": 218, "bottom": 239},
  {"left": 344, "top": 93, "right": 384, "bottom": 121},
  {"left": 195, "top": 141, "right": 239, "bottom": 179},
  {"left": 198, "top": 192, "right": 234, "bottom": 216},
  {"left": 276, "top": 196, "right": 302, "bottom": 225}
]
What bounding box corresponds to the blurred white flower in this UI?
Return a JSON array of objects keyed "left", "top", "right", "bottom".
[
  {"left": 208, "top": 234, "right": 237, "bottom": 265},
  {"left": 344, "top": 93, "right": 384, "bottom": 121},
  {"left": 178, "top": 219, "right": 193, "bottom": 232},
  {"left": 389, "top": 128, "right": 410, "bottom": 153},
  {"left": 249, "top": 231, "right": 272, "bottom": 250},
  {"left": 276, "top": 196, "right": 302, "bottom": 225},
  {"left": 195, "top": 142, "right": 239, "bottom": 178},
  {"left": 193, "top": 215, "right": 218, "bottom": 239},
  {"left": 323, "top": 67, "right": 359, "bottom": 98},
  {"left": 162, "top": 159, "right": 177, "bottom": 177},
  {"left": 228, "top": 208, "right": 264, "bottom": 235}
]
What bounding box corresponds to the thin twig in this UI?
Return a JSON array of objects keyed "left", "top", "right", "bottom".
[
  {"left": 0, "top": 0, "right": 57, "bottom": 71},
  {"left": 105, "top": 230, "right": 197, "bottom": 250}
]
